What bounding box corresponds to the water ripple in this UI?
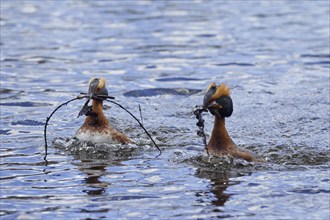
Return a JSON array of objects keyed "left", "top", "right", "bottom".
[{"left": 124, "top": 88, "right": 201, "bottom": 97}]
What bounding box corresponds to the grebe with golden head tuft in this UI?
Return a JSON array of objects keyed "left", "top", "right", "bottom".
[
  {"left": 76, "top": 78, "right": 132, "bottom": 144},
  {"left": 203, "top": 82, "right": 258, "bottom": 162}
]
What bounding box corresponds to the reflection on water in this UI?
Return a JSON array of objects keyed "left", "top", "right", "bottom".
[
  {"left": 79, "top": 161, "right": 108, "bottom": 196},
  {"left": 1, "top": 0, "right": 329, "bottom": 219},
  {"left": 195, "top": 169, "right": 243, "bottom": 208}
]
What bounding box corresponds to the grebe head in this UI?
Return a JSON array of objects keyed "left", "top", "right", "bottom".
[
  {"left": 78, "top": 78, "right": 109, "bottom": 117},
  {"left": 203, "top": 82, "right": 233, "bottom": 117},
  {"left": 88, "top": 77, "right": 108, "bottom": 100}
]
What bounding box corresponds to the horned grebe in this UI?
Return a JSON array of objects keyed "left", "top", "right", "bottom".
[
  {"left": 203, "top": 82, "right": 258, "bottom": 162},
  {"left": 76, "top": 78, "right": 132, "bottom": 144}
]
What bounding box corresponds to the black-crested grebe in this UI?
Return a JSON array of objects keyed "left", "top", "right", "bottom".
[
  {"left": 203, "top": 82, "right": 258, "bottom": 162},
  {"left": 76, "top": 78, "right": 132, "bottom": 144}
]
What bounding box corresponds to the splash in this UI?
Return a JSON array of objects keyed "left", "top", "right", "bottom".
[{"left": 52, "top": 137, "right": 141, "bottom": 160}]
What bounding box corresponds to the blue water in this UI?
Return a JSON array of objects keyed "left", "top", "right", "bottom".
[{"left": 1, "top": 1, "right": 329, "bottom": 219}]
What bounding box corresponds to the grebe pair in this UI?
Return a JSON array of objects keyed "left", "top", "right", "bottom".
[{"left": 76, "top": 78, "right": 258, "bottom": 162}]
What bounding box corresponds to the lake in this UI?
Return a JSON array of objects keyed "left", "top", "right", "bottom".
[{"left": 1, "top": 1, "right": 329, "bottom": 219}]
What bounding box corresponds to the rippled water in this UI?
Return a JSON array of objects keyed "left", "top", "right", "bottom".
[{"left": 1, "top": 1, "right": 329, "bottom": 219}]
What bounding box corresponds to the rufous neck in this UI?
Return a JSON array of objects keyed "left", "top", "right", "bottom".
[
  {"left": 84, "top": 99, "right": 109, "bottom": 127},
  {"left": 208, "top": 114, "right": 234, "bottom": 150}
]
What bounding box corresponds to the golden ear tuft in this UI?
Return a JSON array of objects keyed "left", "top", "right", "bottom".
[
  {"left": 211, "top": 83, "right": 230, "bottom": 99},
  {"left": 207, "top": 82, "right": 217, "bottom": 91},
  {"left": 98, "top": 78, "right": 107, "bottom": 89}
]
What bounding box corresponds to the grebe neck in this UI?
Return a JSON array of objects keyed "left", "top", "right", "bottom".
[
  {"left": 84, "top": 99, "right": 109, "bottom": 127},
  {"left": 208, "top": 114, "right": 235, "bottom": 150}
]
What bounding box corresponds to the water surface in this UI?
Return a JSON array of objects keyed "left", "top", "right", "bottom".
[{"left": 1, "top": 1, "right": 329, "bottom": 219}]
